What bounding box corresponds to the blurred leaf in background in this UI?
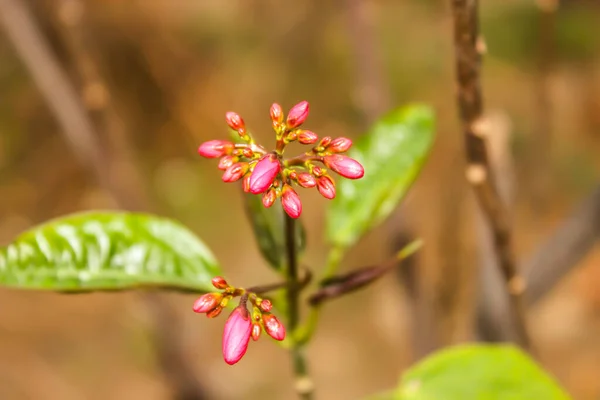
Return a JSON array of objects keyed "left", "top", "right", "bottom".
[{"left": 327, "top": 104, "right": 435, "bottom": 249}]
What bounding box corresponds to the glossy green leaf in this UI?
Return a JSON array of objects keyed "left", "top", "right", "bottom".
[
  {"left": 393, "top": 344, "right": 571, "bottom": 400},
  {"left": 0, "top": 211, "right": 221, "bottom": 292},
  {"left": 244, "top": 194, "right": 306, "bottom": 271},
  {"left": 327, "top": 104, "right": 435, "bottom": 248}
]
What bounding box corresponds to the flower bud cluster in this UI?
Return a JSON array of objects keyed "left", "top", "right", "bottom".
[
  {"left": 197, "top": 101, "right": 364, "bottom": 218},
  {"left": 193, "top": 276, "right": 285, "bottom": 365}
]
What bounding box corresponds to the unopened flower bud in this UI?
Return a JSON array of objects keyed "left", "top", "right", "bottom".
[
  {"left": 311, "top": 166, "right": 324, "bottom": 177},
  {"left": 262, "top": 313, "right": 286, "bottom": 341},
  {"left": 198, "top": 140, "right": 234, "bottom": 158},
  {"left": 328, "top": 137, "right": 352, "bottom": 153},
  {"left": 242, "top": 147, "right": 254, "bottom": 158},
  {"left": 286, "top": 101, "right": 309, "bottom": 129},
  {"left": 193, "top": 293, "right": 223, "bottom": 313},
  {"left": 251, "top": 323, "right": 262, "bottom": 341},
  {"left": 242, "top": 174, "right": 251, "bottom": 193},
  {"left": 281, "top": 185, "right": 302, "bottom": 219},
  {"left": 207, "top": 305, "right": 224, "bottom": 318},
  {"left": 323, "top": 155, "right": 364, "bottom": 179},
  {"left": 270, "top": 103, "right": 283, "bottom": 124},
  {"left": 212, "top": 276, "right": 228, "bottom": 289},
  {"left": 318, "top": 136, "right": 332, "bottom": 148},
  {"left": 259, "top": 299, "right": 273, "bottom": 312},
  {"left": 262, "top": 188, "right": 277, "bottom": 208},
  {"left": 249, "top": 154, "right": 280, "bottom": 194},
  {"left": 222, "top": 162, "right": 249, "bottom": 182},
  {"left": 317, "top": 176, "right": 336, "bottom": 199},
  {"left": 298, "top": 130, "right": 318, "bottom": 144},
  {"left": 222, "top": 306, "right": 252, "bottom": 365},
  {"left": 218, "top": 155, "right": 237, "bottom": 170},
  {"left": 225, "top": 111, "right": 245, "bottom": 133},
  {"left": 296, "top": 172, "right": 316, "bottom": 188}
]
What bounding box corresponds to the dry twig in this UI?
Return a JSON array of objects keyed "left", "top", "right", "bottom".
[{"left": 450, "top": 0, "right": 531, "bottom": 350}]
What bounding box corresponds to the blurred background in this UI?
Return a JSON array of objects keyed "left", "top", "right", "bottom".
[{"left": 1, "top": 0, "right": 600, "bottom": 399}]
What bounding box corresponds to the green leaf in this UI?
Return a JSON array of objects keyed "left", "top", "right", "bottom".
[
  {"left": 327, "top": 104, "right": 435, "bottom": 248},
  {"left": 0, "top": 211, "right": 221, "bottom": 292},
  {"left": 394, "top": 344, "right": 571, "bottom": 400},
  {"left": 244, "top": 194, "right": 306, "bottom": 271}
]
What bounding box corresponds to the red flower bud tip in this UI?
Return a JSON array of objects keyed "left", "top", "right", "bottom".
[
  {"left": 212, "top": 276, "right": 229, "bottom": 289},
  {"left": 329, "top": 137, "right": 352, "bottom": 153},
  {"left": 222, "top": 306, "right": 252, "bottom": 365},
  {"left": 286, "top": 101, "right": 310, "bottom": 129},
  {"left": 251, "top": 323, "right": 262, "bottom": 341},
  {"left": 242, "top": 174, "right": 251, "bottom": 193},
  {"left": 262, "top": 188, "right": 277, "bottom": 208},
  {"left": 297, "top": 172, "right": 316, "bottom": 188},
  {"left": 193, "top": 293, "right": 223, "bottom": 313},
  {"left": 323, "top": 155, "right": 364, "bottom": 179},
  {"left": 259, "top": 299, "right": 273, "bottom": 312},
  {"left": 270, "top": 103, "right": 283, "bottom": 124},
  {"left": 207, "top": 306, "right": 223, "bottom": 318},
  {"left": 262, "top": 313, "right": 286, "bottom": 341},
  {"left": 249, "top": 154, "right": 280, "bottom": 194},
  {"left": 225, "top": 111, "right": 245, "bottom": 133},
  {"left": 312, "top": 166, "right": 324, "bottom": 177},
  {"left": 198, "top": 140, "right": 234, "bottom": 158},
  {"left": 222, "top": 162, "right": 248, "bottom": 182},
  {"left": 319, "top": 136, "right": 332, "bottom": 148},
  {"left": 317, "top": 176, "right": 336, "bottom": 199},
  {"left": 218, "top": 155, "right": 236, "bottom": 170},
  {"left": 297, "top": 130, "right": 318, "bottom": 145},
  {"left": 281, "top": 185, "right": 302, "bottom": 219},
  {"left": 242, "top": 147, "right": 254, "bottom": 158}
]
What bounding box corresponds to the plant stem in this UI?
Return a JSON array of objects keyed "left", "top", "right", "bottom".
[
  {"left": 284, "top": 214, "right": 313, "bottom": 399},
  {"left": 450, "top": 0, "right": 532, "bottom": 350}
]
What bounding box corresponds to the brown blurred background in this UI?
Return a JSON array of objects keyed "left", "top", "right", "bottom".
[{"left": 1, "top": 0, "right": 600, "bottom": 399}]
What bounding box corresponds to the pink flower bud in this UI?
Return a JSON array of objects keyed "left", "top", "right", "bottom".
[
  {"left": 270, "top": 103, "right": 283, "bottom": 124},
  {"left": 262, "top": 313, "right": 286, "bottom": 341},
  {"left": 251, "top": 323, "right": 261, "bottom": 341},
  {"left": 218, "top": 155, "right": 237, "bottom": 170},
  {"left": 286, "top": 101, "right": 309, "bottom": 129},
  {"left": 222, "top": 162, "right": 248, "bottom": 182},
  {"left": 262, "top": 188, "right": 276, "bottom": 208},
  {"left": 296, "top": 172, "right": 316, "bottom": 188},
  {"left": 222, "top": 306, "right": 252, "bottom": 365},
  {"left": 249, "top": 154, "right": 280, "bottom": 194},
  {"left": 259, "top": 299, "right": 273, "bottom": 312},
  {"left": 323, "top": 155, "right": 364, "bottom": 179},
  {"left": 281, "top": 185, "right": 302, "bottom": 219},
  {"left": 212, "top": 276, "right": 228, "bottom": 289},
  {"left": 225, "top": 111, "right": 245, "bottom": 133},
  {"left": 193, "top": 293, "right": 223, "bottom": 313},
  {"left": 317, "top": 176, "right": 336, "bottom": 199},
  {"left": 328, "top": 137, "right": 352, "bottom": 153},
  {"left": 297, "top": 130, "right": 318, "bottom": 144},
  {"left": 207, "top": 306, "right": 223, "bottom": 318},
  {"left": 198, "top": 140, "right": 234, "bottom": 158}
]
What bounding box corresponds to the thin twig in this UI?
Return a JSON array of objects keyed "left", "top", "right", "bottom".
[
  {"left": 0, "top": 0, "right": 208, "bottom": 398},
  {"left": 450, "top": 0, "right": 532, "bottom": 350},
  {"left": 284, "top": 214, "right": 313, "bottom": 400}
]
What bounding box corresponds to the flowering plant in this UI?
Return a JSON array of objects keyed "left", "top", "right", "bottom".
[{"left": 0, "top": 102, "right": 436, "bottom": 399}]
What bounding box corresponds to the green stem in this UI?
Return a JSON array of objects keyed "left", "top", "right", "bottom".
[{"left": 284, "top": 214, "right": 313, "bottom": 400}]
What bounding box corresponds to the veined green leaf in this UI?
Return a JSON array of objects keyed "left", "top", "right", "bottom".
[{"left": 0, "top": 211, "right": 221, "bottom": 292}]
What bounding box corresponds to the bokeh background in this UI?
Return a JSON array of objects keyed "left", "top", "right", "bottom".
[{"left": 1, "top": 0, "right": 600, "bottom": 399}]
